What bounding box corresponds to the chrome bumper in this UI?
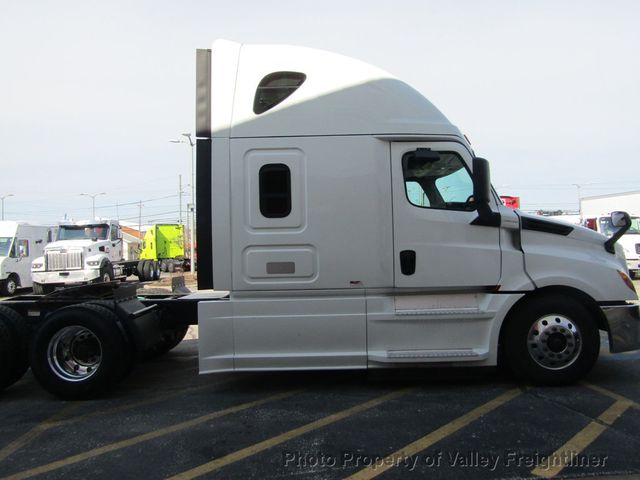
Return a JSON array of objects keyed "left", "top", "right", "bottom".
[{"left": 603, "top": 304, "right": 640, "bottom": 353}]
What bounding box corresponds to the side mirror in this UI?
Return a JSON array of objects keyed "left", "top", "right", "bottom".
[
  {"left": 472, "top": 157, "right": 491, "bottom": 207},
  {"left": 604, "top": 211, "right": 632, "bottom": 254},
  {"left": 611, "top": 211, "right": 630, "bottom": 228},
  {"left": 470, "top": 157, "right": 501, "bottom": 227}
]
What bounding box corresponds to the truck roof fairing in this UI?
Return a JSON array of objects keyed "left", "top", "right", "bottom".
[{"left": 206, "top": 40, "right": 462, "bottom": 139}]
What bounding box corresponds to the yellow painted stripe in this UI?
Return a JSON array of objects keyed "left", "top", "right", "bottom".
[
  {"left": 0, "top": 404, "right": 79, "bottom": 463},
  {"left": 3, "top": 390, "right": 298, "bottom": 480},
  {"left": 531, "top": 399, "right": 631, "bottom": 478},
  {"left": 581, "top": 381, "right": 640, "bottom": 411},
  {"left": 167, "top": 389, "right": 412, "bottom": 480},
  {"left": 47, "top": 376, "right": 242, "bottom": 429},
  {"left": 0, "top": 376, "right": 242, "bottom": 464},
  {"left": 347, "top": 388, "right": 522, "bottom": 480}
]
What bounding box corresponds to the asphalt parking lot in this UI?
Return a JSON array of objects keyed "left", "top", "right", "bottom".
[{"left": 2, "top": 283, "right": 640, "bottom": 479}]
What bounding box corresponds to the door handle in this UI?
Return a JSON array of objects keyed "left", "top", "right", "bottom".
[{"left": 400, "top": 250, "right": 416, "bottom": 275}]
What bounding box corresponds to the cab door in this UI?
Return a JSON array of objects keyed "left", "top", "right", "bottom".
[
  {"left": 392, "top": 142, "right": 501, "bottom": 288},
  {"left": 12, "top": 236, "right": 31, "bottom": 286},
  {"left": 109, "top": 224, "right": 124, "bottom": 262}
]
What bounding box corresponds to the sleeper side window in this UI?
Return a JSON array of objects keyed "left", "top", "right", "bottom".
[
  {"left": 402, "top": 150, "right": 474, "bottom": 211},
  {"left": 259, "top": 164, "right": 291, "bottom": 218},
  {"left": 253, "top": 72, "right": 306, "bottom": 114}
]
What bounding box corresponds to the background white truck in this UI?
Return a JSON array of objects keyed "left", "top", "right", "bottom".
[
  {"left": 31, "top": 220, "right": 161, "bottom": 294},
  {"left": 581, "top": 192, "right": 640, "bottom": 277},
  {"left": 0, "top": 41, "right": 639, "bottom": 399},
  {"left": 0, "top": 221, "right": 55, "bottom": 296}
]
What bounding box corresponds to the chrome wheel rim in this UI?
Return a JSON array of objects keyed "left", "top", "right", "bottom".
[
  {"left": 47, "top": 326, "right": 102, "bottom": 381},
  {"left": 527, "top": 314, "right": 582, "bottom": 370}
]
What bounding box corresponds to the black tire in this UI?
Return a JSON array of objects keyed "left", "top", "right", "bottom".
[
  {"left": 136, "top": 260, "right": 145, "bottom": 281},
  {"left": 29, "top": 304, "right": 133, "bottom": 399},
  {"left": 143, "top": 261, "right": 153, "bottom": 282},
  {"left": 82, "top": 301, "right": 136, "bottom": 378},
  {"left": 0, "top": 320, "right": 17, "bottom": 390},
  {"left": 1, "top": 275, "right": 19, "bottom": 296},
  {"left": 99, "top": 262, "right": 114, "bottom": 283},
  {"left": 167, "top": 262, "right": 175, "bottom": 273},
  {"left": 0, "top": 306, "right": 30, "bottom": 391},
  {"left": 146, "top": 325, "right": 189, "bottom": 359},
  {"left": 502, "top": 294, "right": 600, "bottom": 385},
  {"left": 152, "top": 261, "right": 161, "bottom": 281},
  {"left": 160, "top": 260, "right": 168, "bottom": 272},
  {"left": 32, "top": 282, "right": 44, "bottom": 295}
]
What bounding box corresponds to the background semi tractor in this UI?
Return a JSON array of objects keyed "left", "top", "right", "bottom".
[
  {"left": 139, "top": 223, "right": 189, "bottom": 273},
  {"left": 30, "top": 220, "right": 187, "bottom": 293},
  {"left": 0, "top": 221, "right": 55, "bottom": 296},
  {"left": 0, "top": 40, "right": 639, "bottom": 399}
]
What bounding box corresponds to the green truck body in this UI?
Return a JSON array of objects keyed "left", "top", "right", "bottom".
[{"left": 140, "top": 224, "right": 185, "bottom": 261}]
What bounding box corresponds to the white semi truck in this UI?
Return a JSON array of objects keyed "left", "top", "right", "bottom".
[
  {"left": 31, "top": 220, "right": 161, "bottom": 294},
  {"left": 0, "top": 40, "right": 639, "bottom": 399}
]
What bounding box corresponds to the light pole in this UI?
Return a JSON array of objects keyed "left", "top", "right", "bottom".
[
  {"left": 572, "top": 184, "right": 581, "bottom": 218},
  {"left": 80, "top": 192, "right": 106, "bottom": 220},
  {"left": 170, "top": 133, "right": 196, "bottom": 272},
  {"left": 572, "top": 183, "right": 593, "bottom": 218},
  {"left": 1, "top": 194, "right": 14, "bottom": 220}
]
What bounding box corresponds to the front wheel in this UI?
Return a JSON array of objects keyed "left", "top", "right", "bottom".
[
  {"left": 99, "top": 262, "right": 114, "bottom": 283},
  {"left": 1, "top": 275, "right": 18, "bottom": 296},
  {"left": 502, "top": 294, "right": 600, "bottom": 385}
]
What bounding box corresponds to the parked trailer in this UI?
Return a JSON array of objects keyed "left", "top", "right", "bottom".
[{"left": 1, "top": 40, "right": 640, "bottom": 399}]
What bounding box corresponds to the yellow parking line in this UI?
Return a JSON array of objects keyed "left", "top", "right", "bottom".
[
  {"left": 167, "top": 389, "right": 412, "bottom": 480},
  {"left": 0, "top": 376, "right": 242, "bottom": 464},
  {"left": 346, "top": 388, "right": 522, "bottom": 480},
  {"left": 2, "top": 390, "right": 299, "bottom": 480},
  {"left": 47, "top": 376, "right": 243, "bottom": 429},
  {"left": 0, "top": 404, "right": 79, "bottom": 463},
  {"left": 581, "top": 381, "right": 640, "bottom": 410},
  {"left": 531, "top": 399, "right": 631, "bottom": 478}
]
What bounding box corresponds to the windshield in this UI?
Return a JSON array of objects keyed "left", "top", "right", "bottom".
[
  {"left": 0, "top": 237, "right": 13, "bottom": 256},
  {"left": 57, "top": 224, "right": 109, "bottom": 241},
  {"left": 598, "top": 216, "right": 640, "bottom": 237}
]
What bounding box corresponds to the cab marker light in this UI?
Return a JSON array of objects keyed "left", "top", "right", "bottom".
[{"left": 618, "top": 270, "right": 636, "bottom": 292}]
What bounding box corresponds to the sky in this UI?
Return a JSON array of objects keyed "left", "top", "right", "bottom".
[{"left": 0, "top": 0, "right": 639, "bottom": 223}]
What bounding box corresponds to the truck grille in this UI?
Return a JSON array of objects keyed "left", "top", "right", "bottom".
[{"left": 46, "top": 251, "right": 83, "bottom": 270}]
